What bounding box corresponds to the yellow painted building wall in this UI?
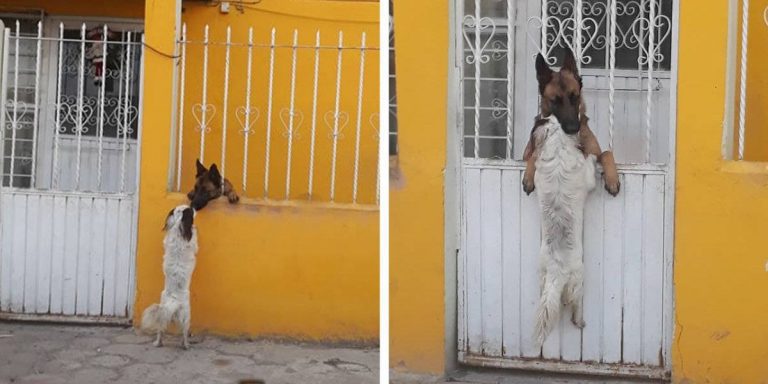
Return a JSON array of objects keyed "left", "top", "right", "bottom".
[
  {"left": 673, "top": 1, "right": 768, "bottom": 382},
  {"left": 135, "top": 0, "right": 379, "bottom": 343},
  {"left": 390, "top": 1, "right": 449, "bottom": 373},
  {"left": 391, "top": 1, "right": 768, "bottom": 383}
]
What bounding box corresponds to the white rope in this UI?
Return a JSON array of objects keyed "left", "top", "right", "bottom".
[
  {"left": 96, "top": 24, "right": 108, "bottom": 190},
  {"left": 738, "top": 0, "right": 749, "bottom": 160},
  {"left": 284, "top": 29, "right": 299, "bottom": 200},
  {"left": 220, "top": 26, "right": 231, "bottom": 180},
  {"left": 52, "top": 23, "right": 64, "bottom": 189},
  {"left": 176, "top": 24, "right": 187, "bottom": 191},
  {"left": 329, "top": 31, "right": 344, "bottom": 202},
  {"left": 263, "top": 27, "right": 276, "bottom": 198},
  {"left": 242, "top": 27, "right": 253, "bottom": 192},
  {"left": 307, "top": 30, "right": 321, "bottom": 199},
  {"left": 352, "top": 32, "right": 367, "bottom": 204},
  {"left": 75, "top": 23, "right": 86, "bottom": 190}
]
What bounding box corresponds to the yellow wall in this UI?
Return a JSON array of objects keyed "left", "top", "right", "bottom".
[
  {"left": 673, "top": 1, "right": 768, "bottom": 382},
  {"left": 135, "top": 0, "right": 379, "bottom": 343},
  {"left": 390, "top": 1, "right": 449, "bottom": 374}
]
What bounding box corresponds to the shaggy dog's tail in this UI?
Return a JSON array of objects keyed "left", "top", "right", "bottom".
[
  {"left": 141, "top": 299, "right": 179, "bottom": 332},
  {"left": 534, "top": 274, "right": 566, "bottom": 348}
]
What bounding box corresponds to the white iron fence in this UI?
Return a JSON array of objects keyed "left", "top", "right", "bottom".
[
  {"left": 2, "top": 20, "right": 143, "bottom": 193},
  {"left": 172, "top": 24, "right": 379, "bottom": 206}
]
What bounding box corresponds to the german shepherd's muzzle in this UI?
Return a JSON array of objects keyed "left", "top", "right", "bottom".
[
  {"left": 522, "top": 48, "right": 621, "bottom": 196},
  {"left": 187, "top": 159, "right": 240, "bottom": 210}
]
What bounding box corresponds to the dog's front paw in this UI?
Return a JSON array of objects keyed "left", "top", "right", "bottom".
[
  {"left": 571, "top": 314, "right": 586, "bottom": 329},
  {"left": 227, "top": 193, "right": 240, "bottom": 204},
  {"left": 604, "top": 176, "right": 620, "bottom": 196},
  {"left": 153, "top": 339, "right": 163, "bottom": 347},
  {"left": 522, "top": 176, "right": 535, "bottom": 195},
  {"left": 182, "top": 342, "right": 190, "bottom": 350}
]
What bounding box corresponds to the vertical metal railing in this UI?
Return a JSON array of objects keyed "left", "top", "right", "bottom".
[
  {"left": 3, "top": 21, "right": 143, "bottom": 193},
  {"left": 172, "top": 25, "right": 379, "bottom": 206}
]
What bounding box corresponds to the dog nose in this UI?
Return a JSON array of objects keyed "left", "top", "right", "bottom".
[{"left": 563, "top": 122, "right": 580, "bottom": 134}]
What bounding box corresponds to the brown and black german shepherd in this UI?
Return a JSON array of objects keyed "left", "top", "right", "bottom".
[
  {"left": 187, "top": 159, "right": 240, "bottom": 210},
  {"left": 522, "top": 49, "right": 620, "bottom": 197}
]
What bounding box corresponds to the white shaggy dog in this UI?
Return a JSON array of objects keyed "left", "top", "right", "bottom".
[
  {"left": 531, "top": 115, "right": 597, "bottom": 348},
  {"left": 141, "top": 204, "right": 198, "bottom": 349}
]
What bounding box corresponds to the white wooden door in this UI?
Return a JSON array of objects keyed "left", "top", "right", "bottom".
[
  {"left": 456, "top": 0, "right": 676, "bottom": 378},
  {"left": 0, "top": 17, "right": 143, "bottom": 320}
]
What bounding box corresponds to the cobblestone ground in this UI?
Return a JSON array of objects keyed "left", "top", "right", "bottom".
[{"left": 0, "top": 322, "right": 378, "bottom": 384}]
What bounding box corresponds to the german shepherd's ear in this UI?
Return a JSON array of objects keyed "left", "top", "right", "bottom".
[
  {"left": 535, "top": 54, "right": 553, "bottom": 94},
  {"left": 208, "top": 163, "right": 222, "bottom": 187},
  {"left": 162, "top": 207, "right": 175, "bottom": 231},
  {"left": 195, "top": 159, "right": 208, "bottom": 177},
  {"left": 180, "top": 207, "right": 194, "bottom": 241},
  {"left": 561, "top": 48, "right": 582, "bottom": 88}
]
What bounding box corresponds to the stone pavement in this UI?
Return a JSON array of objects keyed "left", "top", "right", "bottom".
[{"left": 0, "top": 322, "right": 378, "bottom": 384}]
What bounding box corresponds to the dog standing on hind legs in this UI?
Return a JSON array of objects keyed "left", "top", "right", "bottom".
[
  {"left": 141, "top": 205, "right": 198, "bottom": 349},
  {"left": 523, "top": 49, "right": 619, "bottom": 348}
]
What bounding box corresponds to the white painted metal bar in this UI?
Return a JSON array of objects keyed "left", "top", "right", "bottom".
[
  {"left": 74, "top": 23, "right": 87, "bottom": 190},
  {"left": 176, "top": 24, "right": 187, "bottom": 191},
  {"left": 199, "top": 25, "right": 210, "bottom": 162},
  {"left": 241, "top": 27, "right": 254, "bottom": 192},
  {"left": 541, "top": 0, "right": 548, "bottom": 59},
  {"left": 120, "top": 32, "right": 133, "bottom": 193},
  {"left": 52, "top": 23, "right": 64, "bottom": 189},
  {"left": 9, "top": 21, "right": 20, "bottom": 187},
  {"left": 473, "top": 0, "right": 481, "bottom": 158},
  {"left": 609, "top": 0, "right": 617, "bottom": 150},
  {"left": 738, "top": 0, "right": 749, "bottom": 160},
  {"left": 307, "top": 30, "right": 320, "bottom": 199},
  {"left": 505, "top": 0, "right": 514, "bottom": 159},
  {"left": 284, "top": 29, "right": 299, "bottom": 200},
  {"left": 97, "top": 25, "right": 109, "bottom": 190},
  {"left": 329, "top": 31, "right": 344, "bottom": 202},
  {"left": 646, "top": 0, "right": 656, "bottom": 163},
  {"left": 574, "top": 0, "right": 583, "bottom": 69},
  {"left": 30, "top": 21, "right": 43, "bottom": 187},
  {"left": 264, "top": 27, "right": 276, "bottom": 199},
  {"left": 351, "top": 32, "right": 366, "bottom": 204},
  {"left": 220, "top": 26, "right": 231, "bottom": 179}
]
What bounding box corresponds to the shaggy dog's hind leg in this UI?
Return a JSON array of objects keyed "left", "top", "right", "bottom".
[
  {"left": 565, "top": 267, "right": 585, "bottom": 328},
  {"left": 153, "top": 331, "right": 163, "bottom": 347},
  {"left": 179, "top": 307, "right": 191, "bottom": 350}
]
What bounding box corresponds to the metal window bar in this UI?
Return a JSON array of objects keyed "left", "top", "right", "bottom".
[
  {"left": 3, "top": 21, "right": 143, "bottom": 193},
  {"left": 172, "top": 25, "right": 379, "bottom": 206},
  {"left": 459, "top": 0, "right": 672, "bottom": 164}
]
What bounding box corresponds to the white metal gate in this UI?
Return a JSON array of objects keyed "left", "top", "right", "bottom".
[
  {"left": 0, "top": 18, "right": 143, "bottom": 320},
  {"left": 456, "top": 0, "right": 677, "bottom": 378}
]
